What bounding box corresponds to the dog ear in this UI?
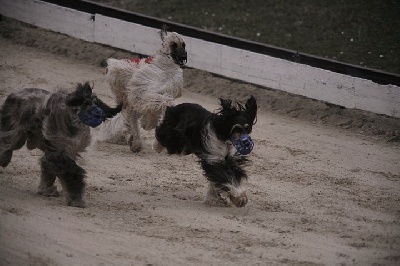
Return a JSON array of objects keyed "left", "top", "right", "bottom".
[
  {"left": 159, "top": 24, "right": 168, "bottom": 41},
  {"left": 81, "top": 82, "right": 93, "bottom": 98},
  {"left": 66, "top": 83, "right": 93, "bottom": 106},
  {"left": 245, "top": 96, "right": 257, "bottom": 125},
  {"left": 219, "top": 98, "right": 232, "bottom": 110}
]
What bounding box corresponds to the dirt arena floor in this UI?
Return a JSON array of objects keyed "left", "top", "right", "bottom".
[{"left": 0, "top": 18, "right": 399, "bottom": 265}]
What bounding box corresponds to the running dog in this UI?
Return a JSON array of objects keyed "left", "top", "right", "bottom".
[
  {"left": 0, "top": 82, "right": 122, "bottom": 207},
  {"left": 155, "top": 96, "right": 257, "bottom": 207},
  {"left": 100, "top": 26, "right": 187, "bottom": 152}
]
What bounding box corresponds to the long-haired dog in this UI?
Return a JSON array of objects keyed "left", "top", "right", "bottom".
[
  {"left": 155, "top": 96, "right": 257, "bottom": 207},
  {"left": 0, "top": 82, "right": 122, "bottom": 207},
  {"left": 100, "top": 26, "right": 187, "bottom": 152}
]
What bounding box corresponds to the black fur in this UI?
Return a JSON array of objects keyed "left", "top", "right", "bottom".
[
  {"left": 155, "top": 96, "right": 257, "bottom": 207},
  {"left": 170, "top": 41, "right": 187, "bottom": 66},
  {"left": 0, "top": 82, "right": 122, "bottom": 207}
]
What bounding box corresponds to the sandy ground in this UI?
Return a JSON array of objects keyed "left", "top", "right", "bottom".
[{"left": 0, "top": 19, "right": 400, "bottom": 265}]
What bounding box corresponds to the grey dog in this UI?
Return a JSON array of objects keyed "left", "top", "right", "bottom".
[{"left": 0, "top": 82, "right": 122, "bottom": 207}]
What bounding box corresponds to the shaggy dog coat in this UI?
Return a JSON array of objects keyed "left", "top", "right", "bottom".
[
  {"left": 0, "top": 83, "right": 121, "bottom": 207},
  {"left": 100, "top": 28, "right": 187, "bottom": 152},
  {"left": 155, "top": 96, "right": 257, "bottom": 207}
]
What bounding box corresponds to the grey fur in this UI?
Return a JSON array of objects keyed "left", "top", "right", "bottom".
[{"left": 0, "top": 83, "right": 121, "bottom": 207}]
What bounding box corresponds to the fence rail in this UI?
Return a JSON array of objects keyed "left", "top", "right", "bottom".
[{"left": 1, "top": 0, "right": 399, "bottom": 117}]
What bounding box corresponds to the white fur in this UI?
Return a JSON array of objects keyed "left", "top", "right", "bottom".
[
  {"left": 201, "top": 122, "right": 237, "bottom": 163},
  {"left": 97, "top": 112, "right": 128, "bottom": 144},
  {"left": 201, "top": 122, "right": 248, "bottom": 206},
  {"left": 100, "top": 32, "right": 185, "bottom": 152},
  {"left": 225, "top": 182, "right": 247, "bottom": 199},
  {"left": 204, "top": 182, "right": 247, "bottom": 207}
]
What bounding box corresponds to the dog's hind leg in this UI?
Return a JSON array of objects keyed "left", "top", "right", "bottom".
[
  {"left": 141, "top": 113, "right": 160, "bottom": 131},
  {"left": 38, "top": 156, "right": 60, "bottom": 197},
  {"left": 126, "top": 109, "right": 142, "bottom": 153},
  {"left": 58, "top": 163, "right": 87, "bottom": 208},
  {"left": 0, "top": 132, "right": 27, "bottom": 167}
]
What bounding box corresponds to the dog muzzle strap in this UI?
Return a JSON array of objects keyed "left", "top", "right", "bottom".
[
  {"left": 78, "top": 106, "right": 105, "bottom": 128},
  {"left": 230, "top": 133, "right": 254, "bottom": 155}
]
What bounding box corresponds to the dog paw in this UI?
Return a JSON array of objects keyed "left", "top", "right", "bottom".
[
  {"left": 37, "top": 185, "right": 60, "bottom": 197},
  {"left": 204, "top": 198, "right": 231, "bottom": 207},
  {"left": 0, "top": 150, "right": 12, "bottom": 167},
  {"left": 230, "top": 193, "right": 248, "bottom": 207},
  {"left": 204, "top": 193, "right": 231, "bottom": 207},
  {"left": 129, "top": 139, "right": 142, "bottom": 153},
  {"left": 67, "top": 199, "right": 86, "bottom": 208},
  {"left": 152, "top": 141, "right": 165, "bottom": 153},
  {"left": 114, "top": 136, "right": 128, "bottom": 145}
]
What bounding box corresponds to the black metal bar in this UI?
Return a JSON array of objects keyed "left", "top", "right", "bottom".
[{"left": 40, "top": 0, "right": 400, "bottom": 86}]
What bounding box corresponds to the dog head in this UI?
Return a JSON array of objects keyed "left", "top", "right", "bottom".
[
  {"left": 214, "top": 96, "right": 257, "bottom": 155},
  {"left": 66, "top": 82, "right": 122, "bottom": 127},
  {"left": 159, "top": 26, "right": 187, "bottom": 66}
]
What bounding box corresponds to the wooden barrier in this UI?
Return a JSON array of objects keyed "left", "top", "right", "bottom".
[{"left": 1, "top": 0, "right": 399, "bottom": 117}]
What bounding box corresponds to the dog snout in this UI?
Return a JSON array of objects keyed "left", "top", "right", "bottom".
[
  {"left": 179, "top": 56, "right": 187, "bottom": 65},
  {"left": 176, "top": 48, "right": 187, "bottom": 65}
]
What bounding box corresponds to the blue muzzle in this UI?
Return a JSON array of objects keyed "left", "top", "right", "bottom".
[
  {"left": 230, "top": 133, "right": 254, "bottom": 155},
  {"left": 78, "top": 106, "right": 105, "bottom": 128}
]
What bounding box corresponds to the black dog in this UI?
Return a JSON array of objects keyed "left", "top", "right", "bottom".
[
  {"left": 0, "top": 82, "right": 122, "bottom": 207},
  {"left": 155, "top": 96, "right": 257, "bottom": 207}
]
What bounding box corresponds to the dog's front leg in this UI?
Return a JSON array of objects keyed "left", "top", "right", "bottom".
[
  {"left": 201, "top": 159, "right": 249, "bottom": 207},
  {"left": 57, "top": 160, "right": 87, "bottom": 208},
  {"left": 152, "top": 139, "right": 165, "bottom": 153},
  {"left": 125, "top": 108, "right": 142, "bottom": 153},
  {"left": 0, "top": 150, "right": 13, "bottom": 168},
  {"left": 43, "top": 153, "right": 87, "bottom": 208},
  {"left": 38, "top": 156, "right": 60, "bottom": 197},
  {"left": 204, "top": 182, "right": 231, "bottom": 207},
  {"left": 141, "top": 112, "right": 161, "bottom": 131}
]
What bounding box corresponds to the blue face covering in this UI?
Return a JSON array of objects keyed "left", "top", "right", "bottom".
[
  {"left": 78, "top": 106, "right": 105, "bottom": 128},
  {"left": 230, "top": 133, "right": 254, "bottom": 155}
]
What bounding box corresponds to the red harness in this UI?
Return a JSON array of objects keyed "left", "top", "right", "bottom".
[
  {"left": 126, "top": 57, "right": 154, "bottom": 64},
  {"left": 105, "top": 57, "right": 154, "bottom": 74}
]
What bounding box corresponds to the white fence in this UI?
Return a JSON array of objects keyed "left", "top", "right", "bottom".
[{"left": 1, "top": 0, "right": 399, "bottom": 118}]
